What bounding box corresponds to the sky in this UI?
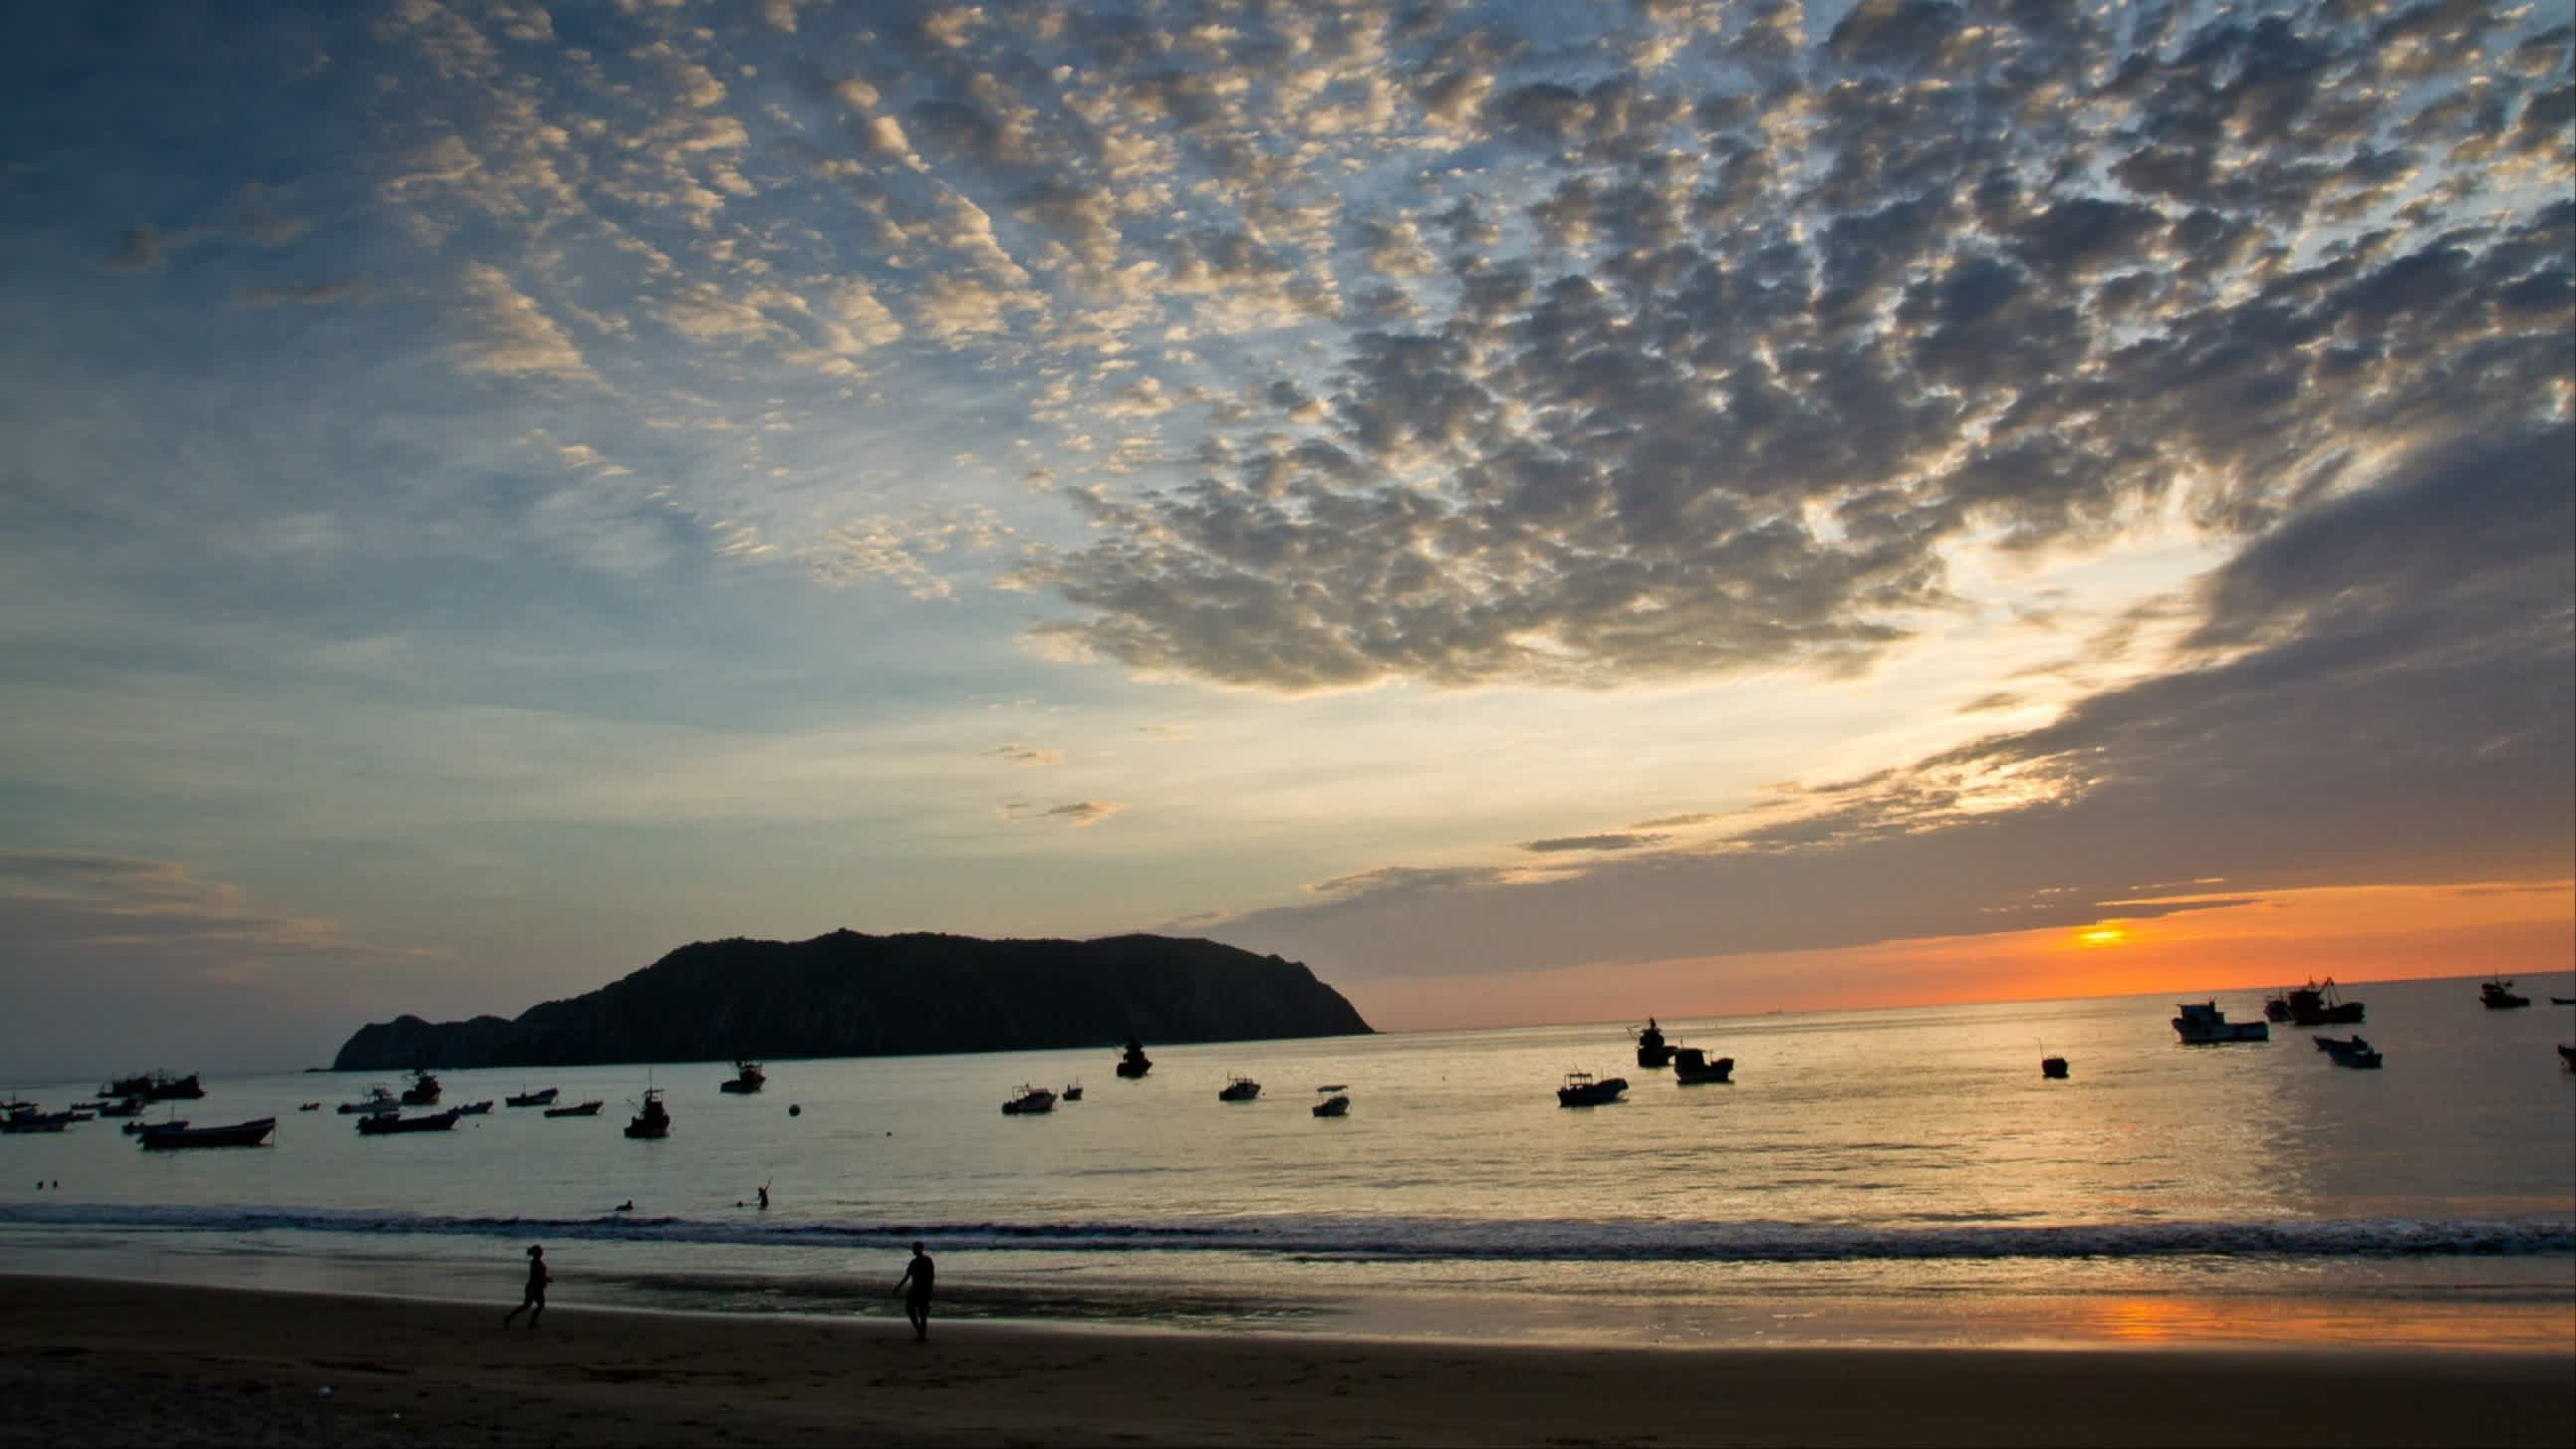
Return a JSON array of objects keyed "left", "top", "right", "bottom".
[{"left": 2, "top": 0, "right": 2570, "bottom": 1077}]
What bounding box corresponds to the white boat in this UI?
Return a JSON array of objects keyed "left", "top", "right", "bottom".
[
  {"left": 336, "top": 1086, "right": 401, "bottom": 1115},
  {"left": 1001, "top": 1085, "right": 1058, "bottom": 1114},
  {"left": 2172, "top": 1002, "right": 2268, "bottom": 1044}
]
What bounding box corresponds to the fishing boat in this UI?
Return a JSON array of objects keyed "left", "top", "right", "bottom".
[
  {"left": 94, "top": 1097, "right": 146, "bottom": 1118},
  {"left": 2271, "top": 979, "right": 2366, "bottom": 1026},
  {"left": 1558, "top": 1071, "right": 1629, "bottom": 1106},
  {"left": 0, "top": 1111, "right": 73, "bottom": 1133},
  {"left": 2172, "top": 1002, "right": 2268, "bottom": 1044},
  {"left": 544, "top": 1099, "right": 604, "bottom": 1117},
  {"left": 2558, "top": 1045, "right": 2576, "bottom": 1071},
  {"left": 2040, "top": 1056, "right": 2070, "bottom": 1080},
  {"left": 1001, "top": 1084, "right": 1058, "bottom": 1115},
  {"left": 399, "top": 1069, "right": 442, "bottom": 1105},
  {"left": 624, "top": 1087, "right": 671, "bottom": 1139},
  {"left": 1671, "top": 1046, "right": 1734, "bottom": 1084},
  {"left": 297, "top": 1102, "right": 321, "bottom": 1111},
  {"left": 1062, "top": 1081, "right": 1084, "bottom": 1101},
  {"left": 1217, "top": 1075, "right": 1262, "bottom": 1102},
  {"left": 2313, "top": 1035, "right": 2384, "bottom": 1069},
  {"left": 504, "top": 1087, "right": 559, "bottom": 1107},
  {"left": 356, "top": 1107, "right": 462, "bottom": 1135},
  {"left": 1116, "top": 1037, "right": 1153, "bottom": 1079},
  {"left": 337, "top": 1086, "right": 400, "bottom": 1115},
  {"left": 455, "top": 1099, "right": 494, "bottom": 1115},
  {"left": 2480, "top": 976, "right": 2530, "bottom": 1010},
  {"left": 138, "top": 1116, "right": 276, "bottom": 1149},
  {"left": 123, "top": 1117, "right": 184, "bottom": 1135},
  {"left": 2552, "top": 997, "right": 2575, "bottom": 1007},
  {"left": 101, "top": 1071, "right": 204, "bottom": 1101},
  {"left": 1312, "top": 1086, "right": 1351, "bottom": 1117},
  {"left": 718, "top": 1060, "right": 766, "bottom": 1094},
  {"left": 1634, "top": 1018, "right": 1674, "bottom": 1069}
]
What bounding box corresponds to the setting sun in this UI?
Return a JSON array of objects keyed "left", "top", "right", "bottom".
[{"left": 2076, "top": 924, "right": 2132, "bottom": 948}]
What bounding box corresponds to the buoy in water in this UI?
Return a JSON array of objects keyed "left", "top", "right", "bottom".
[{"left": 788, "top": 1103, "right": 801, "bottom": 1116}]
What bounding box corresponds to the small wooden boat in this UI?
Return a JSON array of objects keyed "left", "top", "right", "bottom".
[
  {"left": 1062, "top": 1082, "right": 1084, "bottom": 1101},
  {"left": 544, "top": 1099, "right": 604, "bottom": 1117},
  {"left": 718, "top": 1060, "right": 766, "bottom": 1094},
  {"left": 1001, "top": 1085, "right": 1058, "bottom": 1115},
  {"left": 1557, "top": 1071, "right": 1629, "bottom": 1106},
  {"left": 624, "top": 1087, "right": 671, "bottom": 1139},
  {"left": 138, "top": 1117, "right": 275, "bottom": 1149},
  {"left": 1312, "top": 1086, "right": 1350, "bottom": 1117},
  {"left": 1217, "top": 1075, "right": 1262, "bottom": 1102},
  {"left": 297, "top": 1102, "right": 322, "bottom": 1111},
  {"left": 2313, "top": 1035, "right": 2384, "bottom": 1069},
  {"left": 124, "top": 1117, "right": 185, "bottom": 1135},
  {"left": 1, "top": 1112, "right": 73, "bottom": 1133},
  {"left": 356, "top": 1107, "right": 462, "bottom": 1135},
  {"left": 455, "top": 1099, "right": 494, "bottom": 1115},
  {"left": 505, "top": 1087, "right": 559, "bottom": 1107},
  {"left": 95, "top": 1097, "right": 146, "bottom": 1118},
  {"left": 1671, "top": 1045, "right": 1734, "bottom": 1084},
  {"left": 2550, "top": 996, "right": 2574, "bottom": 1007},
  {"left": 2040, "top": 1056, "right": 2070, "bottom": 1080},
  {"left": 1116, "top": 1037, "right": 1153, "bottom": 1079}
]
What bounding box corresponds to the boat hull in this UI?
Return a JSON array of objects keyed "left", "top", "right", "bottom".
[
  {"left": 138, "top": 1118, "right": 275, "bottom": 1149},
  {"left": 543, "top": 1100, "right": 603, "bottom": 1117},
  {"left": 1558, "top": 1078, "right": 1630, "bottom": 1106},
  {"left": 1312, "top": 1095, "right": 1350, "bottom": 1117},
  {"left": 356, "top": 1109, "right": 461, "bottom": 1135}
]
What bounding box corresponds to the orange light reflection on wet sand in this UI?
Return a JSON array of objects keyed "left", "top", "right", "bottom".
[{"left": 2080, "top": 1294, "right": 2576, "bottom": 1351}]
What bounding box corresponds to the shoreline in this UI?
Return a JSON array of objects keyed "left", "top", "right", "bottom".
[{"left": 6, "top": 1275, "right": 2573, "bottom": 1447}]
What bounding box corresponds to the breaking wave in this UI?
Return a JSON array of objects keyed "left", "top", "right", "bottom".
[{"left": 4, "top": 1202, "right": 2568, "bottom": 1263}]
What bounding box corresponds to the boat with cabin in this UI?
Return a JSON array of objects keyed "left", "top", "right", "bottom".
[
  {"left": 2041, "top": 1056, "right": 2070, "bottom": 1080},
  {"left": 337, "top": 1086, "right": 401, "bottom": 1115},
  {"left": 1671, "top": 1046, "right": 1735, "bottom": 1084},
  {"left": 95, "top": 1097, "right": 146, "bottom": 1117},
  {"left": 399, "top": 1069, "right": 442, "bottom": 1105},
  {"left": 1, "top": 1110, "right": 74, "bottom": 1133},
  {"left": 1001, "top": 1085, "right": 1058, "bottom": 1114},
  {"left": 2313, "top": 1035, "right": 2384, "bottom": 1069},
  {"left": 455, "top": 1099, "right": 494, "bottom": 1115},
  {"left": 1062, "top": 1081, "right": 1084, "bottom": 1101},
  {"left": 2480, "top": 976, "right": 2530, "bottom": 1010},
  {"left": 1312, "top": 1086, "right": 1350, "bottom": 1117},
  {"left": 101, "top": 1071, "right": 204, "bottom": 1101},
  {"left": 1217, "top": 1075, "right": 1262, "bottom": 1102},
  {"left": 1116, "top": 1037, "right": 1153, "bottom": 1079},
  {"left": 2172, "top": 1002, "right": 2269, "bottom": 1044},
  {"left": 1558, "top": 1071, "right": 1629, "bottom": 1106},
  {"left": 2265, "top": 979, "right": 2365, "bottom": 1026},
  {"left": 356, "top": 1107, "right": 462, "bottom": 1135},
  {"left": 138, "top": 1116, "right": 276, "bottom": 1149},
  {"left": 505, "top": 1087, "right": 559, "bottom": 1107},
  {"left": 719, "top": 1060, "right": 767, "bottom": 1094},
  {"left": 624, "top": 1087, "right": 671, "bottom": 1139},
  {"left": 1634, "top": 1018, "right": 1674, "bottom": 1069},
  {"left": 544, "top": 1099, "right": 604, "bottom": 1117}
]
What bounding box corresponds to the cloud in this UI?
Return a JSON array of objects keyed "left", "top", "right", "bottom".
[
  {"left": 1522, "top": 833, "right": 1668, "bottom": 853},
  {"left": 459, "top": 263, "right": 601, "bottom": 384},
  {"left": 97, "top": 226, "right": 169, "bottom": 272},
  {"left": 1202, "top": 422, "right": 2576, "bottom": 981},
  {"left": 1039, "top": 800, "right": 1124, "bottom": 828},
  {"left": 987, "top": 742, "right": 1065, "bottom": 767}
]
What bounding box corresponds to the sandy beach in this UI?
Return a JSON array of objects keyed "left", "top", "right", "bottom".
[{"left": 2, "top": 1275, "right": 2569, "bottom": 1447}]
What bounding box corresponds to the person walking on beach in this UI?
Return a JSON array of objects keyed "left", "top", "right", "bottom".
[
  {"left": 894, "top": 1241, "right": 935, "bottom": 1341},
  {"left": 502, "top": 1244, "right": 552, "bottom": 1328}
]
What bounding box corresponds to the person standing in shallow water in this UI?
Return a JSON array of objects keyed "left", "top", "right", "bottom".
[
  {"left": 502, "top": 1244, "right": 552, "bottom": 1328},
  {"left": 893, "top": 1241, "right": 934, "bottom": 1341}
]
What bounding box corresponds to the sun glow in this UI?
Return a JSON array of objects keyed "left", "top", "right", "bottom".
[{"left": 2075, "top": 923, "right": 2131, "bottom": 948}]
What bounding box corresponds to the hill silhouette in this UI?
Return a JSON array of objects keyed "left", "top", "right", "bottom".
[{"left": 332, "top": 930, "right": 1372, "bottom": 1070}]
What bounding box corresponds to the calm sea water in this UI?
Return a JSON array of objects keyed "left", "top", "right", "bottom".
[{"left": 6, "top": 974, "right": 2571, "bottom": 1349}]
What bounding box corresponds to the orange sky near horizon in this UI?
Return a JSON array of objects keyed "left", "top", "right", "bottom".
[{"left": 1349, "top": 879, "right": 2576, "bottom": 1031}]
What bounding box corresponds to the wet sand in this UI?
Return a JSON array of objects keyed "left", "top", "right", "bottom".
[{"left": 3, "top": 1274, "right": 2569, "bottom": 1447}]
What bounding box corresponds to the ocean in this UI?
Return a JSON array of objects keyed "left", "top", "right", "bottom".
[{"left": 6, "top": 974, "right": 2571, "bottom": 1350}]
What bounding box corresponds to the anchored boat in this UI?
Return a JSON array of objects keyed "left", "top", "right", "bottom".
[
  {"left": 2173, "top": 1002, "right": 2268, "bottom": 1044},
  {"left": 1557, "top": 1071, "right": 1629, "bottom": 1106}
]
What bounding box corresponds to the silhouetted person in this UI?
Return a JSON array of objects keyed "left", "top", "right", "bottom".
[
  {"left": 757, "top": 1183, "right": 770, "bottom": 1210},
  {"left": 502, "top": 1244, "right": 551, "bottom": 1328},
  {"left": 894, "top": 1241, "right": 934, "bottom": 1341}
]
